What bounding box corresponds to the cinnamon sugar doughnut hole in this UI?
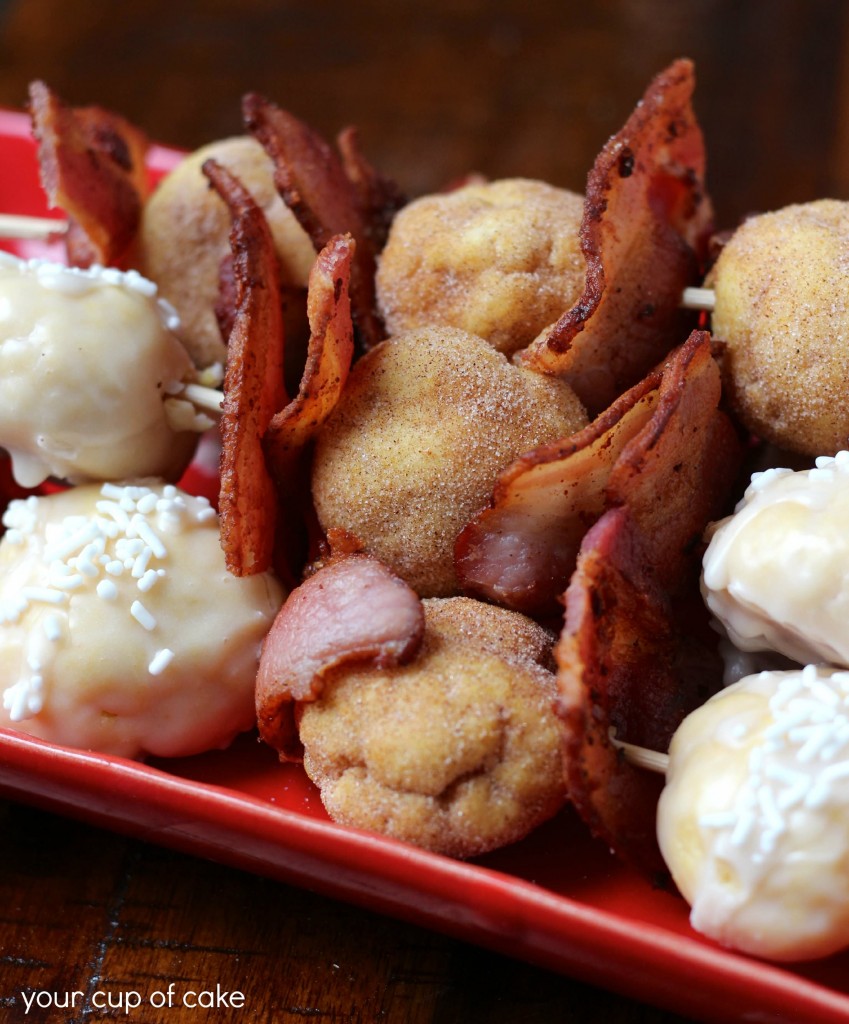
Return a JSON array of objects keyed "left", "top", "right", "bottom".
[
  {"left": 376, "top": 178, "right": 586, "bottom": 356},
  {"left": 298, "top": 597, "right": 567, "bottom": 858},
  {"left": 138, "top": 136, "right": 316, "bottom": 368},
  {"left": 311, "top": 327, "right": 587, "bottom": 596},
  {"left": 710, "top": 199, "right": 849, "bottom": 456}
]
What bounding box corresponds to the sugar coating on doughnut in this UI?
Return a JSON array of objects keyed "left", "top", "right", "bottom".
[
  {"left": 376, "top": 178, "right": 585, "bottom": 356},
  {"left": 299, "top": 597, "right": 566, "bottom": 858},
  {"left": 702, "top": 450, "right": 849, "bottom": 668},
  {"left": 311, "top": 327, "right": 587, "bottom": 596},
  {"left": 710, "top": 199, "right": 849, "bottom": 456},
  {"left": 0, "top": 482, "right": 284, "bottom": 759},
  {"left": 658, "top": 666, "right": 849, "bottom": 961},
  {"left": 138, "top": 136, "right": 316, "bottom": 368}
]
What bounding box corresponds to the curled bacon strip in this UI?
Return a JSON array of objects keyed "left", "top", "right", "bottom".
[
  {"left": 265, "top": 233, "right": 355, "bottom": 468},
  {"left": 264, "top": 233, "right": 356, "bottom": 575},
  {"left": 606, "top": 331, "right": 742, "bottom": 592},
  {"left": 557, "top": 505, "right": 724, "bottom": 873},
  {"left": 336, "top": 126, "right": 406, "bottom": 253},
  {"left": 556, "top": 508, "right": 681, "bottom": 875},
  {"left": 28, "top": 80, "right": 149, "bottom": 267},
  {"left": 203, "top": 158, "right": 286, "bottom": 577},
  {"left": 457, "top": 331, "right": 739, "bottom": 619},
  {"left": 256, "top": 554, "right": 426, "bottom": 760},
  {"left": 455, "top": 370, "right": 660, "bottom": 619},
  {"left": 243, "top": 93, "right": 403, "bottom": 350},
  {"left": 554, "top": 333, "right": 740, "bottom": 873},
  {"left": 518, "top": 59, "right": 713, "bottom": 415}
]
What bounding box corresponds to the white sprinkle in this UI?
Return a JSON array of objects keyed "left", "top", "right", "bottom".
[
  {"left": 104, "top": 560, "right": 124, "bottom": 576},
  {"left": 136, "top": 492, "right": 159, "bottom": 515},
  {"left": 26, "top": 685, "right": 44, "bottom": 715},
  {"left": 130, "top": 515, "right": 167, "bottom": 559},
  {"left": 148, "top": 648, "right": 174, "bottom": 676},
  {"left": 729, "top": 806, "right": 756, "bottom": 847},
  {"left": 96, "top": 579, "right": 118, "bottom": 601},
  {"left": 137, "top": 569, "right": 160, "bottom": 593},
  {"left": 756, "top": 784, "right": 785, "bottom": 842},
  {"left": 806, "top": 761, "right": 849, "bottom": 809},
  {"left": 130, "top": 600, "right": 156, "bottom": 631},
  {"left": 42, "top": 613, "right": 63, "bottom": 642},
  {"left": 115, "top": 538, "right": 145, "bottom": 560},
  {"left": 21, "top": 587, "right": 67, "bottom": 606},
  {"left": 50, "top": 573, "right": 83, "bottom": 591},
  {"left": 100, "top": 482, "right": 127, "bottom": 500},
  {"left": 131, "top": 547, "right": 153, "bottom": 579},
  {"left": 95, "top": 500, "right": 130, "bottom": 530},
  {"left": 45, "top": 521, "right": 102, "bottom": 562}
]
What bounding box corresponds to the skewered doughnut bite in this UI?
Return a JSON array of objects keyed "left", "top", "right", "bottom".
[
  {"left": 658, "top": 665, "right": 849, "bottom": 961},
  {"left": 137, "top": 135, "right": 316, "bottom": 369},
  {"left": 709, "top": 199, "right": 849, "bottom": 456},
  {"left": 375, "top": 178, "right": 585, "bottom": 356},
  {"left": 0, "top": 481, "right": 284, "bottom": 758},
  {"left": 0, "top": 252, "right": 205, "bottom": 488},
  {"left": 311, "top": 326, "right": 588, "bottom": 596},
  {"left": 701, "top": 451, "right": 849, "bottom": 669},
  {"left": 298, "top": 596, "right": 567, "bottom": 858}
]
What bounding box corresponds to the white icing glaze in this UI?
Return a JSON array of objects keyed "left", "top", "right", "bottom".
[
  {"left": 701, "top": 451, "right": 849, "bottom": 667},
  {"left": 0, "top": 482, "right": 284, "bottom": 758},
  {"left": 658, "top": 666, "right": 849, "bottom": 961},
  {"left": 0, "top": 253, "right": 202, "bottom": 486}
]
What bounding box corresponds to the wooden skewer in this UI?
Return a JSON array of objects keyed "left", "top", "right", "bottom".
[
  {"left": 1, "top": 215, "right": 720, "bottom": 312},
  {"left": 610, "top": 732, "right": 669, "bottom": 774},
  {"left": 0, "top": 214, "right": 68, "bottom": 240},
  {"left": 181, "top": 382, "right": 223, "bottom": 417},
  {"left": 680, "top": 285, "right": 716, "bottom": 311}
]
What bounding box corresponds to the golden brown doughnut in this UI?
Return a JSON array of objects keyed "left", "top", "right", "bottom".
[
  {"left": 299, "top": 597, "right": 566, "bottom": 858},
  {"left": 375, "top": 178, "right": 585, "bottom": 356},
  {"left": 311, "top": 326, "right": 588, "bottom": 596},
  {"left": 137, "top": 136, "right": 316, "bottom": 368},
  {"left": 710, "top": 199, "right": 849, "bottom": 456}
]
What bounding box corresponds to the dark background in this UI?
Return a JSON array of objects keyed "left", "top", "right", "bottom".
[
  {"left": 0, "top": 0, "right": 847, "bottom": 230},
  {"left": 0, "top": 2, "right": 846, "bottom": 1022}
]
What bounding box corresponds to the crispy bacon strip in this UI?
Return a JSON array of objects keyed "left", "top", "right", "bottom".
[
  {"left": 265, "top": 233, "right": 355, "bottom": 467},
  {"left": 256, "top": 554, "right": 426, "bottom": 760},
  {"left": 28, "top": 80, "right": 149, "bottom": 267},
  {"left": 263, "top": 233, "right": 356, "bottom": 576},
  {"left": 455, "top": 371, "right": 661, "bottom": 619},
  {"left": 555, "top": 333, "right": 740, "bottom": 873},
  {"left": 518, "top": 59, "right": 713, "bottom": 415},
  {"left": 608, "top": 331, "right": 742, "bottom": 591},
  {"left": 336, "top": 126, "right": 406, "bottom": 252},
  {"left": 556, "top": 508, "right": 684, "bottom": 874},
  {"left": 203, "top": 158, "right": 286, "bottom": 577},
  {"left": 243, "top": 93, "right": 401, "bottom": 349},
  {"left": 557, "top": 506, "right": 724, "bottom": 873},
  {"left": 457, "top": 331, "right": 739, "bottom": 619}
]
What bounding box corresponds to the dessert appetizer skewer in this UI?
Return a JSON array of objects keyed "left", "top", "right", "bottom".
[
  {"left": 615, "top": 664, "right": 849, "bottom": 963},
  {"left": 0, "top": 251, "right": 223, "bottom": 489}
]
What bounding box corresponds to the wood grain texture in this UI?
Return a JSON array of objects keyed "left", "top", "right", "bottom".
[{"left": 0, "top": 803, "right": 689, "bottom": 1023}]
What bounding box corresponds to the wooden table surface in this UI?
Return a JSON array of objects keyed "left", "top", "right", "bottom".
[{"left": 0, "top": 2, "right": 848, "bottom": 1021}]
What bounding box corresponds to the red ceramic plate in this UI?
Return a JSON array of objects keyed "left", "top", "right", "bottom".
[{"left": 1, "top": 108, "right": 848, "bottom": 1024}]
